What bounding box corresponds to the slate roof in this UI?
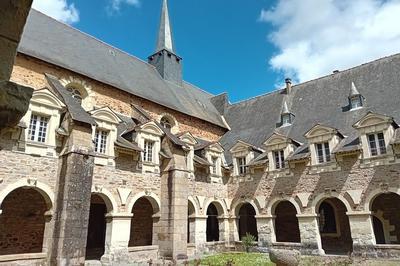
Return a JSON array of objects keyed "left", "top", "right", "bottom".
[
  {"left": 18, "top": 9, "right": 227, "bottom": 129},
  {"left": 45, "top": 74, "right": 95, "bottom": 125},
  {"left": 221, "top": 53, "right": 400, "bottom": 163}
]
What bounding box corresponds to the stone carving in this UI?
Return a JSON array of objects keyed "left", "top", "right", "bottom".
[
  {"left": 117, "top": 188, "right": 131, "bottom": 206},
  {"left": 269, "top": 248, "right": 300, "bottom": 266}
]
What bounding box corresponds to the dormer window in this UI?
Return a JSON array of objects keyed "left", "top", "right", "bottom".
[
  {"left": 94, "top": 129, "right": 108, "bottom": 154},
  {"left": 274, "top": 150, "right": 285, "bottom": 169},
  {"left": 282, "top": 113, "right": 292, "bottom": 126},
  {"left": 350, "top": 95, "right": 362, "bottom": 110},
  {"left": 367, "top": 133, "right": 386, "bottom": 156},
  {"left": 316, "top": 142, "right": 331, "bottom": 163},
  {"left": 28, "top": 114, "right": 49, "bottom": 143},
  {"left": 237, "top": 157, "right": 247, "bottom": 175},
  {"left": 348, "top": 82, "right": 363, "bottom": 110}
]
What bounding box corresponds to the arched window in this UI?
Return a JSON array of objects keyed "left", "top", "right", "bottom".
[
  {"left": 66, "top": 86, "right": 83, "bottom": 104},
  {"left": 160, "top": 116, "right": 173, "bottom": 130}
]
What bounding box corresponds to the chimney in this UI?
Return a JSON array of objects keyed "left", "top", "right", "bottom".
[{"left": 285, "top": 78, "right": 292, "bottom": 94}]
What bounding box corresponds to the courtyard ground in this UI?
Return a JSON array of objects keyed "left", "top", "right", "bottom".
[{"left": 189, "top": 252, "right": 400, "bottom": 266}]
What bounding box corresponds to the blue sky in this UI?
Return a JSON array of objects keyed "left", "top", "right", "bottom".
[{"left": 32, "top": 0, "right": 400, "bottom": 103}]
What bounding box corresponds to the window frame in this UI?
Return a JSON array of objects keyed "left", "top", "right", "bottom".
[
  {"left": 367, "top": 132, "right": 387, "bottom": 157},
  {"left": 94, "top": 129, "right": 108, "bottom": 154},
  {"left": 28, "top": 113, "right": 50, "bottom": 143},
  {"left": 274, "top": 149, "right": 285, "bottom": 170},
  {"left": 211, "top": 156, "right": 218, "bottom": 175},
  {"left": 315, "top": 142, "right": 331, "bottom": 164},
  {"left": 350, "top": 95, "right": 362, "bottom": 110},
  {"left": 236, "top": 156, "right": 247, "bottom": 175},
  {"left": 281, "top": 113, "right": 291, "bottom": 126},
  {"left": 143, "top": 140, "right": 155, "bottom": 163}
]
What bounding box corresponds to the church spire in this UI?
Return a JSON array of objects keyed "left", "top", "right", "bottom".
[
  {"left": 148, "top": 0, "right": 183, "bottom": 85},
  {"left": 156, "top": 0, "right": 174, "bottom": 53}
]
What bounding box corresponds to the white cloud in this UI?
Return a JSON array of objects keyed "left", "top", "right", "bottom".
[
  {"left": 32, "top": 0, "right": 79, "bottom": 24},
  {"left": 108, "top": 0, "right": 140, "bottom": 13},
  {"left": 260, "top": 0, "right": 400, "bottom": 82}
]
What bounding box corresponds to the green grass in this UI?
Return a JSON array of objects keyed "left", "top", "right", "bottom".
[{"left": 189, "top": 252, "right": 273, "bottom": 266}]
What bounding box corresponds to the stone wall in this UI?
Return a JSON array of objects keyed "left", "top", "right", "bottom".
[
  {"left": 129, "top": 198, "right": 154, "bottom": 247},
  {"left": 10, "top": 54, "right": 226, "bottom": 142},
  {"left": 0, "top": 188, "right": 47, "bottom": 255}
]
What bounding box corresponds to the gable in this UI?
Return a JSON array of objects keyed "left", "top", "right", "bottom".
[
  {"left": 353, "top": 112, "right": 393, "bottom": 129},
  {"left": 90, "top": 107, "right": 122, "bottom": 124},
  {"left": 305, "top": 124, "right": 337, "bottom": 138},
  {"left": 31, "top": 88, "right": 65, "bottom": 110}
]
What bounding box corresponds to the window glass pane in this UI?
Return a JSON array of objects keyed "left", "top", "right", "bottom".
[
  {"left": 95, "top": 130, "right": 108, "bottom": 154},
  {"left": 324, "top": 142, "right": 331, "bottom": 162},
  {"left": 377, "top": 133, "right": 387, "bottom": 155},
  {"left": 350, "top": 97, "right": 361, "bottom": 109},
  {"left": 274, "top": 150, "right": 285, "bottom": 169},
  {"left": 316, "top": 143, "right": 324, "bottom": 163},
  {"left": 237, "top": 157, "right": 247, "bottom": 175},
  {"left": 368, "top": 134, "right": 378, "bottom": 156},
  {"left": 28, "top": 114, "right": 38, "bottom": 141},
  {"left": 144, "top": 141, "right": 154, "bottom": 162}
]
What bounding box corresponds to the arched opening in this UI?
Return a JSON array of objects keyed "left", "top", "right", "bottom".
[
  {"left": 129, "top": 197, "right": 155, "bottom": 247},
  {"left": 188, "top": 200, "right": 195, "bottom": 244},
  {"left": 318, "top": 198, "right": 353, "bottom": 255},
  {"left": 0, "top": 188, "right": 48, "bottom": 255},
  {"left": 86, "top": 195, "right": 107, "bottom": 260},
  {"left": 371, "top": 193, "right": 400, "bottom": 244},
  {"left": 274, "top": 201, "right": 300, "bottom": 243},
  {"left": 66, "top": 85, "right": 84, "bottom": 104},
  {"left": 238, "top": 203, "right": 258, "bottom": 241},
  {"left": 160, "top": 116, "right": 174, "bottom": 130},
  {"left": 206, "top": 203, "right": 220, "bottom": 242}
]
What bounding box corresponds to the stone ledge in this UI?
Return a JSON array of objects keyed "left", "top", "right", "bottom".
[
  {"left": 272, "top": 242, "right": 302, "bottom": 247},
  {"left": 0, "top": 252, "right": 46, "bottom": 262},
  {"left": 128, "top": 245, "right": 158, "bottom": 252}
]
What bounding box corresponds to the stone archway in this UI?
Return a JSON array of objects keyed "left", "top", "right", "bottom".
[
  {"left": 317, "top": 198, "right": 353, "bottom": 255},
  {"left": 206, "top": 203, "right": 220, "bottom": 242},
  {"left": 371, "top": 192, "right": 400, "bottom": 244},
  {"left": 188, "top": 200, "right": 196, "bottom": 244},
  {"left": 0, "top": 188, "right": 49, "bottom": 255},
  {"left": 274, "top": 201, "right": 300, "bottom": 243},
  {"left": 86, "top": 195, "right": 108, "bottom": 260},
  {"left": 237, "top": 203, "right": 258, "bottom": 241},
  {"left": 129, "top": 197, "right": 156, "bottom": 247}
]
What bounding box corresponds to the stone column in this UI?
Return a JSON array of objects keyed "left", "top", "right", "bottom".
[
  {"left": 227, "top": 216, "right": 239, "bottom": 243},
  {"left": 0, "top": 0, "right": 32, "bottom": 81},
  {"left": 218, "top": 215, "right": 230, "bottom": 243},
  {"left": 49, "top": 125, "right": 95, "bottom": 265},
  {"left": 158, "top": 140, "right": 189, "bottom": 260},
  {"left": 190, "top": 215, "right": 207, "bottom": 252},
  {"left": 347, "top": 211, "right": 377, "bottom": 257},
  {"left": 297, "top": 214, "right": 324, "bottom": 255},
  {"left": 101, "top": 213, "right": 133, "bottom": 264},
  {"left": 255, "top": 215, "right": 275, "bottom": 248}
]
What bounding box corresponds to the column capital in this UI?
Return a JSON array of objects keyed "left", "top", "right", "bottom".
[
  {"left": 105, "top": 213, "right": 133, "bottom": 220},
  {"left": 255, "top": 215, "right": 275, "bottom": 220},
  {"left": 296, "top": 213, "right": 319, "bottom": 219},
  {"left": 346, "top": 211, "right": 372, "bottom": 217}
]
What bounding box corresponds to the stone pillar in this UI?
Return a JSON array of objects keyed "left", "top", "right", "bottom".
[
  {"left": 297, "top": 214, "right": 324, "bottom": 255},
  {"left": 49, "top": 125, "right": 95, "bottom": 265},
  {"left": 227, "top": 216, "right": 239, "bottom": 243},
  {"left": 218, "top": 215, "right": 230, "bottom": 243},
  {"left": 190, "top": 215, "right": 207, "bottom": 252},
  {"left": 0, "top": 0, "right": 32, "bottom": 81},
  {"left": 158, "top": 140, "right": 189, "bottom": 260},
  {"left": 347, "top": 211, "right": 377, "bottom": 256},
  {"left": 101, "top": 213, "right": 133, "bottom": 264},
  {"left": 255, "top": 215, "right": 275, "bottom": 248}
]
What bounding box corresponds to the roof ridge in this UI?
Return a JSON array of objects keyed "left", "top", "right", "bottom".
[{"left": 228, "top": 52, "right": 400, "bottom": 107}]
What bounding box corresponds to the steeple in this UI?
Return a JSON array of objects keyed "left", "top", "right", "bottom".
[
  {"left": 148, "top": 0, "right": 183, "bottom": 85},
  {"left": 156, "top": 0, "right": 175, "bottom": 53},
  {"left": 349, "top": 82, "right": 361, "bottom": 97}
]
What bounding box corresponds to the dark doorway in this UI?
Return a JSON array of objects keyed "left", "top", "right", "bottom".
[
  {"left": 129, "top": 197, "right": 154, "bottom": 246},
  {"left": 86, "top": 195, "right": 107, "bottom": 260},
  {"left": 274, "top": 201, "right": 300, "bottom": 243},
  {"left": 318, "top": 198, "right": 353, "bottom": 255},
  {"left": 0, "top": 188, "right": 47, "bottom": 255},
  {"left": 371, "top": 193, "right": 400, "bottom": 244},
  {"left": 206, "top": 203, "right": 219, "bottom": 242},
  {"left": 238, "top": 203, "right": 258, "bottom": 240}
]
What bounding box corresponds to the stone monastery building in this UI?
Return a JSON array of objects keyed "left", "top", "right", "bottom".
[{"left": 1, "top": 0, "right": 400, "bottom": 265}]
